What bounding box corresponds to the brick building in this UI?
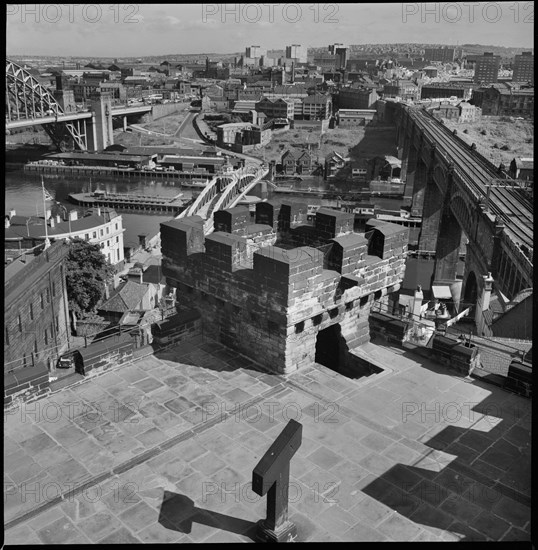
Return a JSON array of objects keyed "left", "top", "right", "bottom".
[
  {"left": 300, "top": 93, "right": 332, "bottom": 120},
  {"left": 509, "top": 158, "right": 533, "bottom": 181},
  {"left": 280, "top": 150, "right": 314, "bottom": 175},
  {"left": 512, "top": 51, "right": 534, "bottom": 84},
  {"left": 420, "top": 82, "right": 474, "bottom": 100},
  {"left": 325, "top": 151, "right": 347, "bottom": 178},
  {"left": 216, "top": 122, "right": 271, "bottom": 153},
  {"left": 474, "top": 52, "right": 500, "bottom": 84},
  {"left": 255, "top": 97, "right": 295, "bottom": 120},
  {"left": 383, "top": 80, "right": 420, "bottom": 101},
  {"left": 337, "top": 87, "right": 379, "bottom": 109},
  {"left": 471, "top": 83, "right": 534, "bottom": 118},
  {"left": 5, "top": 242, "right": 71, "bottom": 386},
  {"left": 337, "top": 109, "right": 376, "bottom": 126},
  {"left": 458, "top": 101, "right": 481, "bottom": 122},
  {"left": 161, "top": 205, "right": 408, "bottom": 375},
  {"left": 429, "top": 102, "right": 460, "bottom": 120}
]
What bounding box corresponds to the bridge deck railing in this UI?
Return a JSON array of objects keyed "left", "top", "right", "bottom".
[
  {"left": 177, "top": 175, "right": 219, "bottom": 218},
  {"left": 212, "top": 167, "right": 266, "bottom": 213}
]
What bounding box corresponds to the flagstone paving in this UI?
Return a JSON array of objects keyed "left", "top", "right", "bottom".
[{"left": 3, "top": 339, "right": 531, "bottom": 543}]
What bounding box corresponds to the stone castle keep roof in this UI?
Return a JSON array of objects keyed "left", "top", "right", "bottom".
[{"left": 161, "top": 202, "right": 409, "bottom": 374}]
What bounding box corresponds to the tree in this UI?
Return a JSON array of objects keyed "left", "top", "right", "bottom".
[{"left": 65, "top": 239, "right": 114, "bottom": 319}]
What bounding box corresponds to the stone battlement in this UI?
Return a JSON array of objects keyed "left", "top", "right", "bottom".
[{"left": 161, "top": 202, "right": 409, "bottom": 374}]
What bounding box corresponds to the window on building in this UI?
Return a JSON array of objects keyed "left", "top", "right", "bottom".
[
  {"left": 116, "top": 236, "right": 119, "bottom": 243},
  {"left": 115, "top": 223, "right": 118, "bottom": 231},
  {"left": 101, "top": 243, "right": 105, "bottom": 248},
  {"left": 30, "top": 303, "right": 34, "bottom": 320},
  {"left": 44, "top": 328, "right": 48, "bottom": 345},
  {"left": 34, "top": 340, "right": 38, "bottom": 354},
  {"left": 107, "top": 240, "right": 110, "bottom": 247},
  {"left": 106, "top": 226, "right": 110, "bottom": 234},
  {"left": 52, "top": 282, "right": 56, "bottom": 297},
  {"left": 23, "top": 354, "right": 27, "bottom": 368},
  {"left": 41, "top": 294, "right": 44, "bottom": 309},
  {"left": 85, "top": 233, "right": 89, "bottom": 241},
  {"left": 18, "top": 315, "right": 22, "bottom": 332},
  {"left": 46, "top": 288, "right": 50, "bottom": 303},
  {"left": 5, "top": 327, "right": 9, "bottom": 346},
  {"left": 56, "top": 316, "right": 59, "bottom": 332},
  {"left": 93, "top": 231, "right": 97, "bottom": 239},
  {"left": 100, "top": 229, "right": 104, "bottom": 237}
]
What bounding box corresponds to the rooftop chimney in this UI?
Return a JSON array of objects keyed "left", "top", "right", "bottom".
[
  {"left": 9, "top": 209, "right": 16, "bottom": 219},
  {"left": 481, "top": 272, "right": 494, "bottom": 312},
  {"left": 411, "top": 285, "right": 424, "bottom": 319},
  {"left": 69, "top": 210, "right": 78, "bottom": 222}
]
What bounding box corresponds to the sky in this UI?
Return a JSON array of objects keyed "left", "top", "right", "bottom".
[{"left": 6, "top": 3, "right": 535, "bottom": 57}]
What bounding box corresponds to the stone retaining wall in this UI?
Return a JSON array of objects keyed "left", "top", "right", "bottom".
[{"left": 4, "top": 362, "right": 50, "bottom": 409}]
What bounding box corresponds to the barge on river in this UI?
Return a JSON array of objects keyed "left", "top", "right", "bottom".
[{"left": 68, "top": 190, "right": 191, "bottom": 214}]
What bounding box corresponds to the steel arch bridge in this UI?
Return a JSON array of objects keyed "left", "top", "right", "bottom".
[{"left": 6, "top": 59, "right": 90, "bottom": 150}]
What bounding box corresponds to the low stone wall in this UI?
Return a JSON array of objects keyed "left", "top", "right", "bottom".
[
  {"left": 504, "top": 360, "right": 532, "bottom": 398},
  {"left": 292, "top": 119, "right": 330, "bottom": 132},
  {"left": 431, "top": 335, "right": 478, "bottom": 375},
  {"left": 152, "top": 103, "right": 183, "bottom": 119},
  {"left": 369, "top": 311, "right": 410, "bottom": 345},
  {"left": 4, "top": 362, "right": 50, "bottom": 409},
  {"left": 151, "top": 310, "right": 202, "bottom": 347},
  {"left": 77, "top": 333, "right": 134, "bottom": 376},
  {"left": 369, "top": 312, "right": 479, "bottom": 376}
]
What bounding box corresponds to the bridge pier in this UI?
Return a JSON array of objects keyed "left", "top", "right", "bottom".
[
  {"left": 402, "top": 142, "right": 418, "bottom": 206},
  {"left": 432, "top": 205, "right": 463, "bottom": 300},
  {"left": 410, "top": 158, "right": 427, "bottom": 219},
  {"left": 417, "top": 175, "right": 442, "bottom": 253},
  {"left": 86, "top": 92, "right": 114, "bottom": 151}
]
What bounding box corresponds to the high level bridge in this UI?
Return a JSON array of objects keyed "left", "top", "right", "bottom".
[
  {"left": 6, "top": 60, "right": 152, "bottom": 151},
  {"left": 396, "top": 104, "right": 533, "bottom": 305}
]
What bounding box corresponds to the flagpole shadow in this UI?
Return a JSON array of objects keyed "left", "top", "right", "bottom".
[{"left": 158, "top": 491, "right": 258, "bottom": 541}]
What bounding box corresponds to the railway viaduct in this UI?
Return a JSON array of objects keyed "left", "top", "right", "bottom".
[{"left": 394, "top": 105, "right": 533, "bottom": 310}]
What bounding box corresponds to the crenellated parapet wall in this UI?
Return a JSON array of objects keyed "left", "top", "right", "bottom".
[{"left": 161, "top": 203, "right": 409, "bottom": 374}]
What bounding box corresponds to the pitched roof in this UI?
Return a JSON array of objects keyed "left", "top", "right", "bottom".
[
  {"left": 325, "top": 151, "right": 345, "bottom": 162},
  {"left": 142, "top": 265, "right": 163, "bottom": 285},
  {"left": 302, "top": 94, "right": 330, "bottom": 104},
  {"left": 297, "top": 150, "right": 312, "bottom": 161},
  {"left": 513, "top": 158, "right": 534, "bottom": 170},
  {"left": 6, "top": 211, "right": 119, "bottom": 239},
  {"left": 281, "top": 150, "right": 297, "bottom": 161},
  {"left": 99, "top": 280, "right": 151, "bottom": 313}
]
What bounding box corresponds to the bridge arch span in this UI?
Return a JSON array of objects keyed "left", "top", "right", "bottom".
[{"left": 6, "top": 59, "right": 87, "bottom": 149}]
